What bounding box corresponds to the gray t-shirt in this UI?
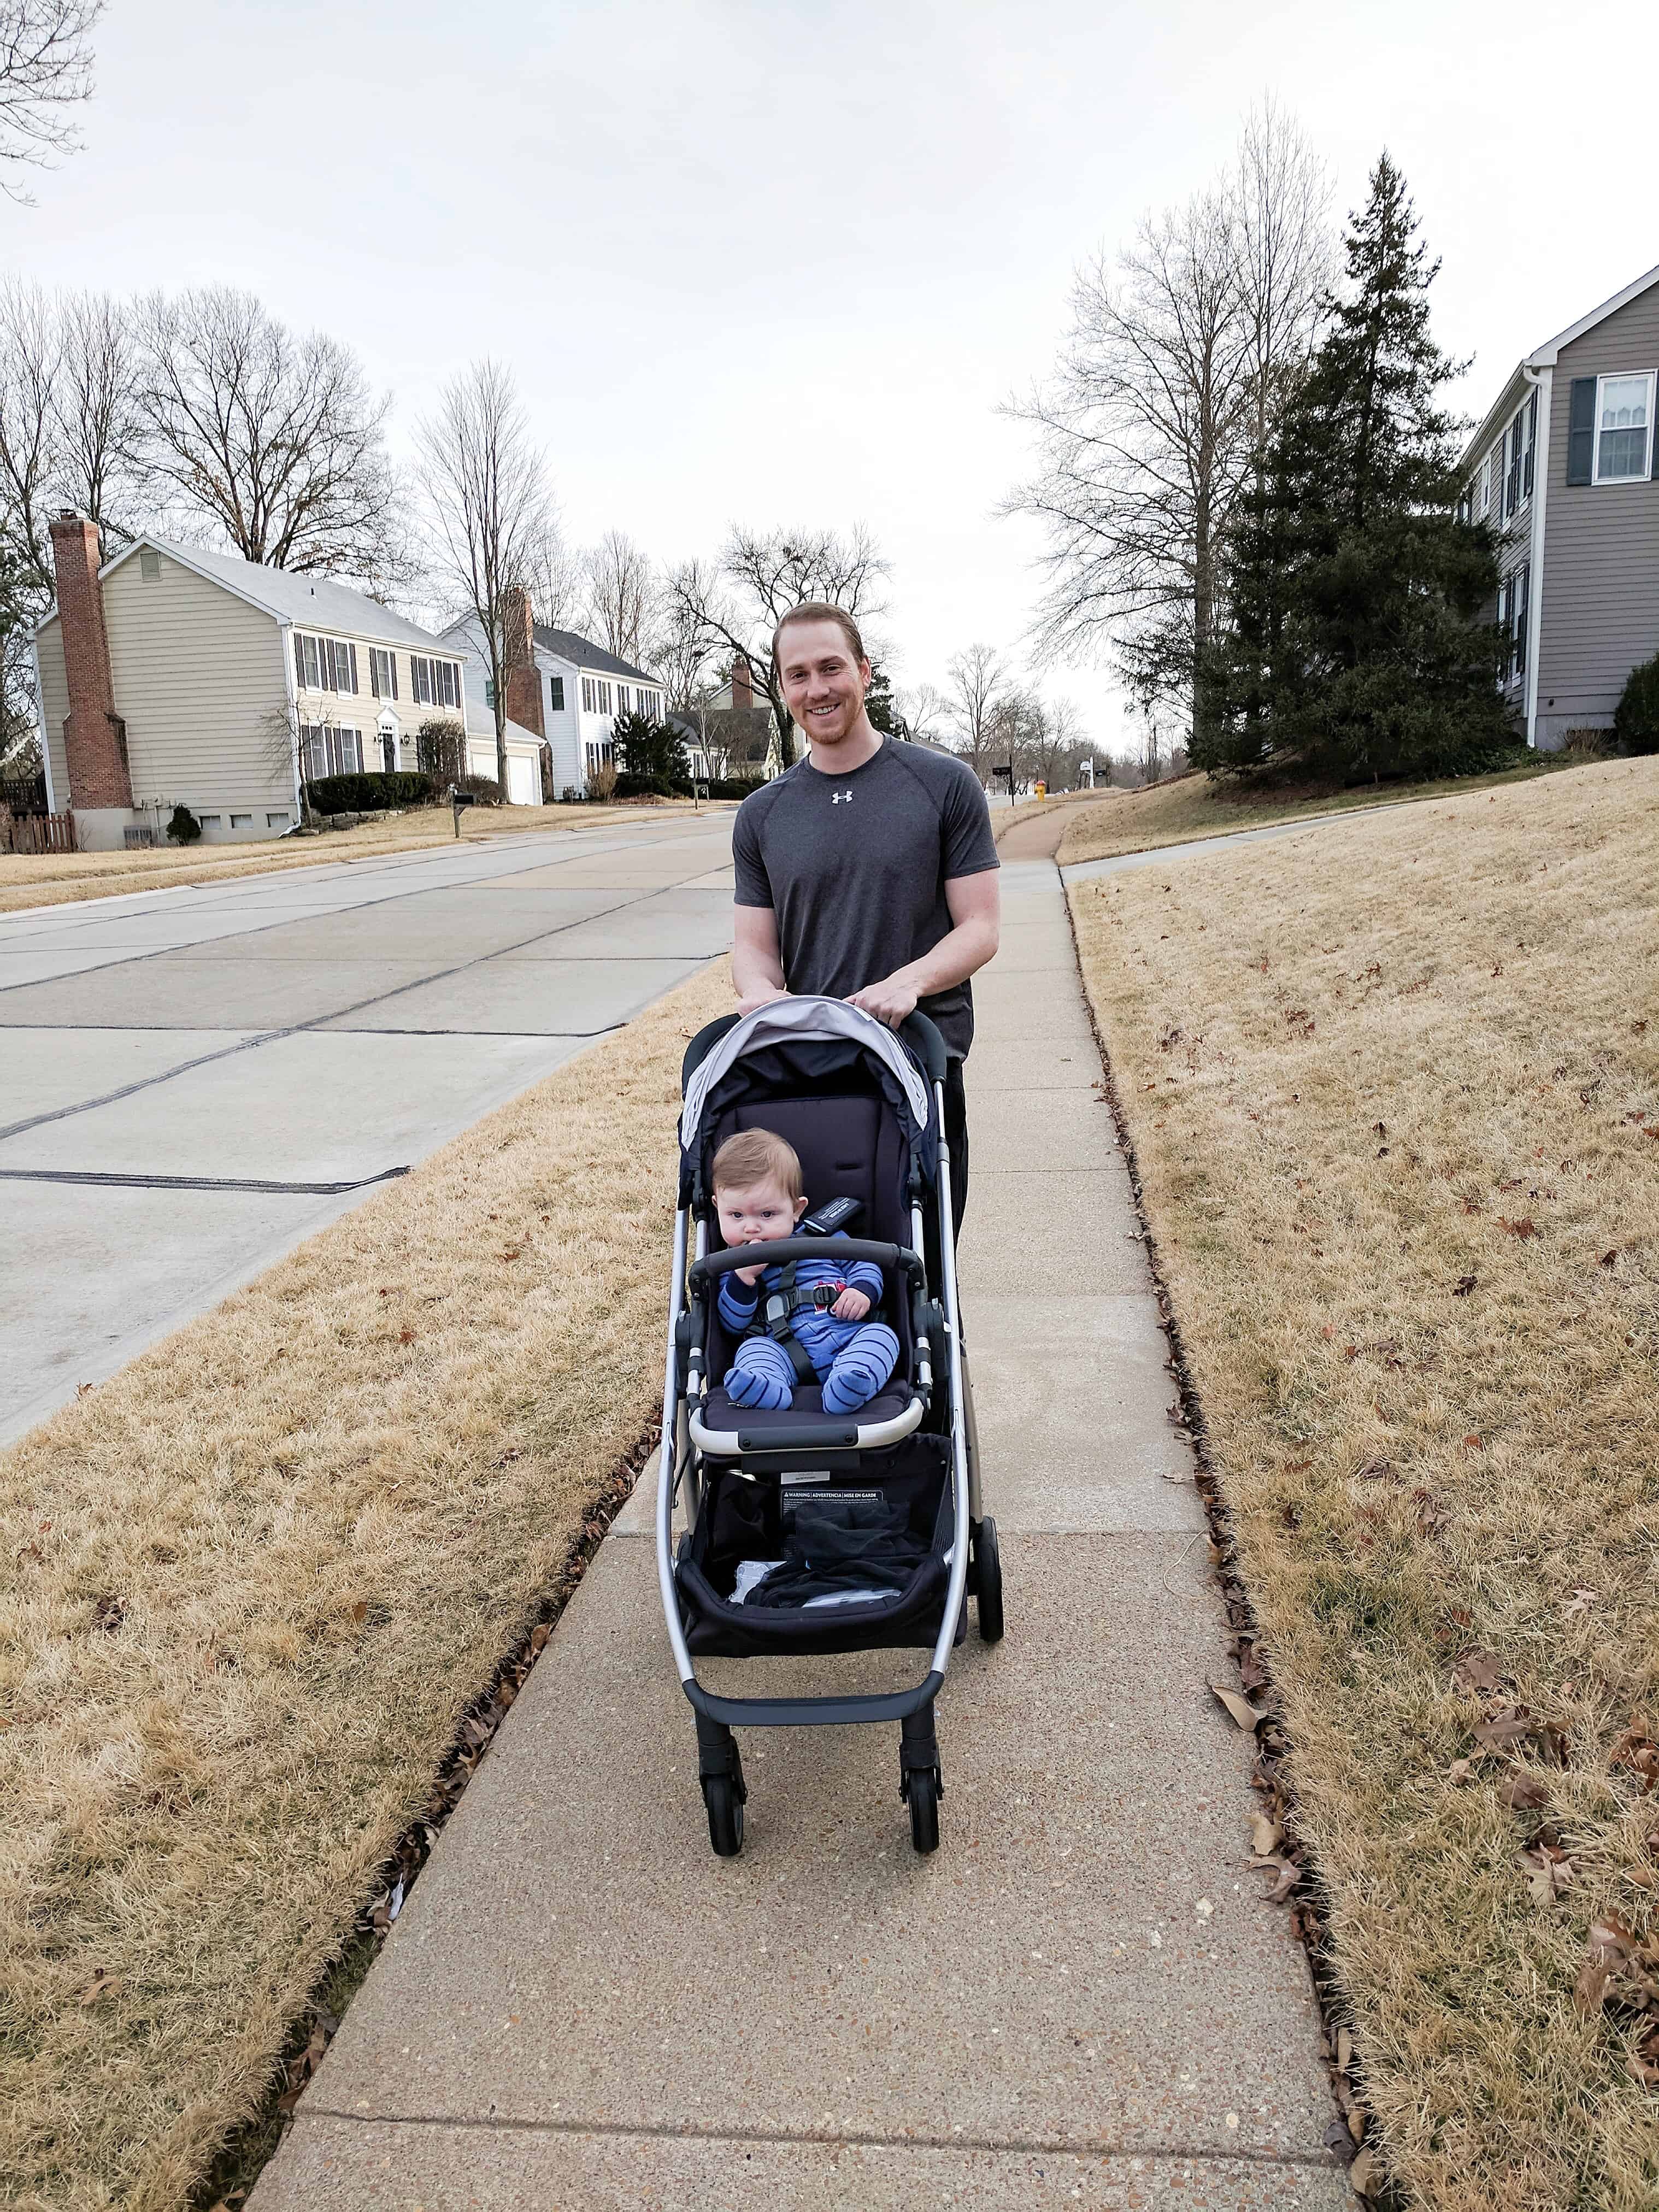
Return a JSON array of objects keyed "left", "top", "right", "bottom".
[{"left": 732, "top": 739, "right": 999, "bottom": 1058}]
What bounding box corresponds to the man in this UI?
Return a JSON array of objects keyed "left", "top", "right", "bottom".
[{"left": 729, "top": 601, "right": 1000, "bottom": 1228}]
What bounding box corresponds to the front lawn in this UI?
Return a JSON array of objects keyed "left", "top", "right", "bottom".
[
  {"left": 1069, "top": 757, "right": 1659, "bottom": 2210},
  {"left": 0, "top": 961, "right": 732, "bottom": 2208},
  {"left": 1057, "top": 758, "right": 1558, "bottom": 866}
]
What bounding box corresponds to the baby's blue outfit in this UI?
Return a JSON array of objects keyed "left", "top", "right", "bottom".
[{"left": 718, "top": 1253, "right": 899, "bottom": 1415}]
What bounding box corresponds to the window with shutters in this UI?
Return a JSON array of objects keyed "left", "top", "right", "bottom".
[
  {"left": 369, "top": 648, "right": 398, "bottom": 700},
  {"left": 409, "top": 656, "right": 462, "bottom": 709},
  {"left": 1592, "top": 371, "right": 1654, "bottom": 483},
  {"left": 1489, "top": 440, "right": 1505, "bottom": 520},
  {"left": 549, "top": 675, "right": 566, "bottom": 712},
  {"left": 292, "top": 634, "right": 357, "bottom": 695},
  {"left": 616, "top": 683, "right": 630, "bottom": 713},
  {"left": 598, "top": 679, "right": 613, "bottom": 713},
  {"left": 581, "top": 675, "right": 595, "bottom": 711},
  {"left": 300, "top": 723, "right": 364, "bottom": 779},
  {"left": 1495, "top": 567, "right": 1529, "bottom": 688}
]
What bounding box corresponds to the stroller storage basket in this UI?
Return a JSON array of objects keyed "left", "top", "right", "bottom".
[
  {"left": 675, "top": 1436, "right": 966, "bottom": 1659},
  {"left": 655, "top": 995, "right": 1003, "bottom": 1858}
]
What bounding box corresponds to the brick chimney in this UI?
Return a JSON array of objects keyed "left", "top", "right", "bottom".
[
  {"left": 731, "top": 656, "right": 752, "bottom": 710},
  {"left": 50, "top": 511, "right": 131, "bottom": 809},
  {"left": 499, "top": 585, "right": 544, "bottom": 738}
]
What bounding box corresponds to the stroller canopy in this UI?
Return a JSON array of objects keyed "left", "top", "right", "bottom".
[{"left": 679, "top": 996, "right": 938, "bottom": 1203}]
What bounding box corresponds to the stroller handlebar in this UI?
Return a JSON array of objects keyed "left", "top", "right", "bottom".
[{"left": 687, "top": 1236, "right": 923, "bottom": 1289}]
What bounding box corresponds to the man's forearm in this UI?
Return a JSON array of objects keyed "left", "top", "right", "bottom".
[
  {"left": 731, "top": 929, "right": 786, "bottom": 1002},
  {"left": 885, "top": 913, "right": 999, "bottom": 999}
]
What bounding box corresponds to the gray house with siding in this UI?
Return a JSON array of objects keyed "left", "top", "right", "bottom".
[{"left": 1462, "top": 261, "right": 1659, "bottom": 748}]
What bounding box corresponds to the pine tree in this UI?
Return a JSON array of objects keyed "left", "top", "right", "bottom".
[{"left": 1205, "top": 154, "right": 1515, "bottom": 783}]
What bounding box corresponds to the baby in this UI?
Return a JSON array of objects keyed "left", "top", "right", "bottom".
[{"left": 711, "top": 1127, "right": 899, "bottom": 1416}]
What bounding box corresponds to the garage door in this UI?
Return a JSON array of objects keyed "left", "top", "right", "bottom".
[{"left": 507, "top": 755, "right": 538, "bottom": 805}]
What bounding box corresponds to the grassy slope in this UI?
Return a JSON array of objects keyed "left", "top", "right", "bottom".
[
  {"left": 0, "top": 800, "right": 714, "bottom": 914},
  {"left": 0, "top": 960, "right": 733, "bottom": 2211},
  {"left": 1069, "top": 758, "right": 1659, "bottom": 2211},
  {"left": 1056, "top": 760, "right": 1555, "bottom": 866}
]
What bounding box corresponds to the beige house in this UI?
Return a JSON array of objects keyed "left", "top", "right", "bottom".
[{"left": 31, "top": 518, "right": 544, "bottom": 849}]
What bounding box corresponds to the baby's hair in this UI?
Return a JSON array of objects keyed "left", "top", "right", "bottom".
[{"left": 711, "top": 1126, "right": 803, "bottom": 1202}]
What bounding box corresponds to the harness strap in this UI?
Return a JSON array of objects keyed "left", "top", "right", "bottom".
[{"left": 753, "top": 1258, "right": 836, "bottom": 1385}]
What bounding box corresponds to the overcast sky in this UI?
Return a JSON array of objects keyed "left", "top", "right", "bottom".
[{"left": 7, "top": 0, "right": 1654, "bottom": 747}]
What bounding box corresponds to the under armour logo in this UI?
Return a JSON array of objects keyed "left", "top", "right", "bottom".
[{"left": 831, "top": 790, "right": 852, "bottom": 805}]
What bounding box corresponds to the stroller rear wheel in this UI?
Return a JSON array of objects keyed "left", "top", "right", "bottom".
[
  {"left": 702, "top": 1772, "right": 745, "bottom": 1857},
  {"left": 905, "top": 1768, "right": 941, "bottom": 1855},
  {"left": 974, "top": 1516, "right": 1005, "bottom": 1644}
]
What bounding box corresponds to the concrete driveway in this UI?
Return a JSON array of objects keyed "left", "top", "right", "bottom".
[{"left": 0, "top": 811, "right": 735, "bottom": 1443}]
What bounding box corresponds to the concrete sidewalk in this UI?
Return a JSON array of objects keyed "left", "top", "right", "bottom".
[{"left": 250, "top": 856, "right": 1345, "bottom": 2210}]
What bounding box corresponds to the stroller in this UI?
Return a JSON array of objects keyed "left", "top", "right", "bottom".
[{"left": 655, "top": 995, "right": 1004, "bottom": 1858}]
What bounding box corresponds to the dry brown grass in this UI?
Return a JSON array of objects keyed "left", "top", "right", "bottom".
[
  {"left": 1068, "top": 757, "right": 1659, "bottom": 2210},
  {"left": 1056, "top": 759, "right": 1555, "bottom": 866},
  {"left": 0, "top": 799, "right": 713, "bottom": 915},
  {"left": 0, "top": 958, "right": 733, "bottom": 2211}
]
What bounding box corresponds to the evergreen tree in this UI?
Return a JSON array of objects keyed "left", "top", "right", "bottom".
[
  {"left": 864, "top": 664, "right": 909, "bottom": 738},
  {"left": 1204, "top": 154, "right": 1515, "bottom": 783},
  {"left": 614, "top": 709, "right": 689, "bottom": 790}
]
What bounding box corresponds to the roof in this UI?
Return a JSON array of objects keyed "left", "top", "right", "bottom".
[
  {"left": 89, "top": 536, "right": 463, "bottom": 654},
  {"left": 532, "top": 625, "right": 657, "bottom": 683},
  {"left": 1462, "top": 261, "right": 1659, "bottom": 466}
]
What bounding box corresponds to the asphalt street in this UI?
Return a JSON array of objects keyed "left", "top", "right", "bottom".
[{"left": 0, "top": 811, "right": 735, "bottom": 1443}]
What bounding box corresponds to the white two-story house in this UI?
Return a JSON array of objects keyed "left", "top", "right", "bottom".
[
  {"left": 31, "top": 519, "right": 545, "bottom": 845},
  {"left": 443, "top": 598, "right": 669, "bottom": 797}
]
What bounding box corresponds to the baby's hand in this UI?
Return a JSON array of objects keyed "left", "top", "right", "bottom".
[
  {"left": 736, "top": 1261, "right": 766, "bottom": 1286},
  {"left": 831, "top": 1286, "right": 871, "bottom": 1321}
]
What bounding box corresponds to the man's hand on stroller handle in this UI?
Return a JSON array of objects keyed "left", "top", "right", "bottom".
[{"left": 846, "top": 975, "right": 919, "bottom": 1028}]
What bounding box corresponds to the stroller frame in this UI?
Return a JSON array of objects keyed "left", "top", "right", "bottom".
[{"left": 655, "top": 998, "right": 1001, "bottom": 1856}]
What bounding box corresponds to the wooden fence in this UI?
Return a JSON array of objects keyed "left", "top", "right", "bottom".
[{"left": 0, "top": 808, "right": 78, "bottom": 855}]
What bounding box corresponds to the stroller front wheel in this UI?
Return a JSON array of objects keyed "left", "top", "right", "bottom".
[
  {"left": 905, "top": 1768, "right": 941, "bottom": 1855},
  {"left": 974, "top": 1516, "right": 1005, "bottom": 1644},
  {"left": 702, "top": 1772, "right": 745, "bottom": 1857}
]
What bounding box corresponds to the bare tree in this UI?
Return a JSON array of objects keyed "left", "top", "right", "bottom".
[
  {"left": 416, "top": 359, "right": 558, "bottom": 795},
  {"left": 663, "top": 523, "right": 887, "bottom": 767},
  {"left": 1005, "top": 187, "right": 1253, "bottom": 739},
  {"left": 55, "top": 289, "right": 145, "bottom": 535},
  {"left": 137, "top": 286, "right": 408, "bottom": 584},
  {"left": 1004, "top": 104, "right": 1333, "bottom": 748},
  {"left": 650, "top": 584, "right": 719, "bottom": 712},
  {"left": 944, "top": 642, "right": 1010, "bottom": 784},
  {"left": 580, "top": 529, "right": 657, "bottom": 666},
  {"left": 0, "top": 0, "right": 101, "bottom": 202},
  {"left": 897, "top": 680, "right": 948, "bottom": 746},
  {"left": 0, "top": 280, "right": 59, "bottom": 599},
  {"left": 521, "top": 519, "right": 581, "bottom": 630},
  {"left": 1233, "top": 98, "right": 1332, "bottom": 458}
]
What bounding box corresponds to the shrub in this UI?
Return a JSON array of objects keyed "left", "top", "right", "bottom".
[
  {"left": 707, "top": 776, "right": 764, "bottom": 800},
  {"left": 587, "top": 761, "right": 619, "bottom": 801},
  {"left": 614, "top": 772, "right": 691, "bottom": 799},
  {"left": 1613, "top": 654, "right": 1659, "bottom": 755},
  {"left": 415, "top": 717, "right": 467, "bottom": 780},
  {"left": 456, "top": 773, "right": 501, "bottom": 804},
  {"left": 304, "top": 771, "right": 440, "bottom": 815},
  {"left": 166, "top": 803, "right": 202, "bottom": 844}
]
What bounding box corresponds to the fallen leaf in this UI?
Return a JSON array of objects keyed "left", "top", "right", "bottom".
[
  {"left": 1452, "top": 1274, "right": 1478, "bottom": 1297},
  {"left": 1454, "top": 1649, "right": 1504, "bottom": 1694},
  {"left": 1497, "top": 1771, "right": 1550, "bottom": 1813},
  {"left": 1348, "top": 2146, "right": 1381, "bottom": 2197},
  {"left": 1600, "top": 1249, "right": 1619, "bottom": 1268},
  {"left": 1209, "top": 1681, "right": 1264, "bottom": 1732},
  {"left": 91, "top": 1594, "right": 125, "bottom": 1633},
  {"left": 1446, "top": 1758, "right": 1475, "bottom": 1786},
  {"left": 1474, "top": 1708, "right": 1537, "bottom": 1751},
  {"left": 398, "top": 1327, "right": 415, "bottom": 1345},
  {"left": 1629, "top": 2023, "right": 1659, "bottom": 2087},
  {"left": 349, "top": 1599, "right": 368, "bottom": 1625},
  {"left": 1564, "top": 1587, "right": 1599, "bottom": 1618},
  {"left": 1499, "top": 1216, "right": 1539, "bottom": 1239},
  {"left": 1576, "top": 1914, "right": 1638, "bottom": 2014},
  {"left": 1250, "top": 1811, "right": 1283, "bottom": 1856},
  {"left": 78, "top": 1970, "right": 122, "bottom": 2005}
]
